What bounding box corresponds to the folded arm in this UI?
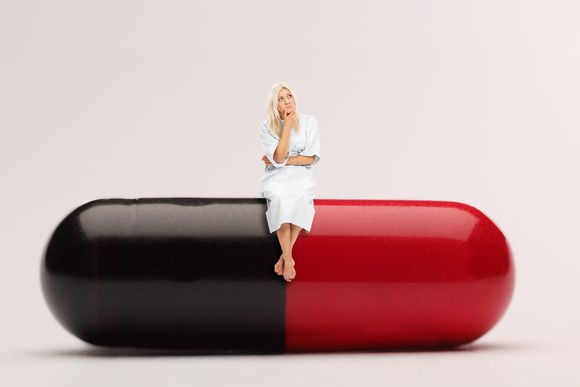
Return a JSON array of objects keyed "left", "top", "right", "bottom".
[
  {"left": 262, "top": 154, "right": 315, "bottom": 167},
  {"left": 286, "top": 155, "right": 316, "bottom": 166}
]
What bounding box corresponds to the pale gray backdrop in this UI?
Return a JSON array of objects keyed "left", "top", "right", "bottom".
[{"left": 1, "top": 0, "right": 578, "bottom": 386}]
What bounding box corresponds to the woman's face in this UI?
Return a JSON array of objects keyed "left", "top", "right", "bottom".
[{"left": 277, "top": 88, "right": 295, "bottom": 117}]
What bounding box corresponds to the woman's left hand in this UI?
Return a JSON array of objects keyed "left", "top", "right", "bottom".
[{"left": 262, "top": 155, "right": 272, "bottom": 166}]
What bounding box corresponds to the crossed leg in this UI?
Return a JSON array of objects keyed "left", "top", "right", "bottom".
[{"left": 274, "top": 223, "right": 303, "bottom": 281}]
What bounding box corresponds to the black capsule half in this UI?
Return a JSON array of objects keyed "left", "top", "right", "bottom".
[{"left": 41, "top": 198, "right": 285, "bottom": 352}]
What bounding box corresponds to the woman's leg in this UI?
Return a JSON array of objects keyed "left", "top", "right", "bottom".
[
  {"left": 275, "top": 222, "right": 291, "bottom": 272},
  {"left": 274, "top": 223, "right": 303, "bottom": 276},
  {"left": 282, "top": 224, "right": 302, "bottom": 282},
  {"left": 273, "top": 224, "right": 288, "bottom": 275},
  {"left": 276, "top": 223, "right": 296, "bottom": 281},
  {"left": 289, "top": 224, "right": 303, "bottom": 249}
]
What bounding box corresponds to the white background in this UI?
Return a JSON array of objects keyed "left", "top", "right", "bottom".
[{"left": 1, "top": 0, "right": 579, "bottom": 385}]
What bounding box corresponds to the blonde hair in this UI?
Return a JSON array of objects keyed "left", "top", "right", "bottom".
[{"left": 265, "top": 81, "right": 301, "bottom": 137}]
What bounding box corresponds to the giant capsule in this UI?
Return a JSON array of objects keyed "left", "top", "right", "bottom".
[{"left": 41, "top": 198, "right": 514, "bottom": 352}]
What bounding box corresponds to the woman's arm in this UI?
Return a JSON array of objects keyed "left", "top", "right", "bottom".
[
  {"left": 273, "top": 112, "right": 296, "bottom": 164},
  {"left": 262, "top": 154, "right": 316, "bottom": 167},
  {"left": 286, "top": 155, "right": 316, "bottom": 166}
]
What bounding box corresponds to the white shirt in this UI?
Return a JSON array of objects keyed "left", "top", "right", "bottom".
[{"left": 258, "top": 113, "right": 321, "bottom": 171}]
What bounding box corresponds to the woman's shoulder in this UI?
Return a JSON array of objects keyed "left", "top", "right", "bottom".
[
  {"left": 299, "top": 113, "right": 318, "bottom": 134},
  {"left": 259, "top": 120, "right": 271, "bottom": 134},
  {"left": 299, "top": 113, "right": 316, "bottom": 121}
]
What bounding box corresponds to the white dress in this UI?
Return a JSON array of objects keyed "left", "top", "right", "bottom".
[{"left": 259, "top": 113, "right": 321, "bottom": 234}]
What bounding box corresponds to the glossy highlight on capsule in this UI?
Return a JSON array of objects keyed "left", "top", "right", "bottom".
[{"left": 41, "top": 198, "right": 515, "bottom": 352}]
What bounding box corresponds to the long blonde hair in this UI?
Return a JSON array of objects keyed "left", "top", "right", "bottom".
[{"left": 265, "top": 82, "right": 301, "bottom": 137}]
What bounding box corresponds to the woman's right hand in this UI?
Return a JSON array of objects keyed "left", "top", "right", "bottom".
[{"left": 283, "top": 110, "right": 297, "bottom": 129}]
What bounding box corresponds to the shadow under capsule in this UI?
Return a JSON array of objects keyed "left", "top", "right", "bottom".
[{"left": 29, "top": 342, "right": 530, "bottom": 358}]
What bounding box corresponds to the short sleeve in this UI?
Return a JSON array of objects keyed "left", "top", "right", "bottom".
[
  {"left": 259, "top": 122, "right": 289, "bottom": 168},
  {"left": 300, "top": 117, "right": 321, "bottom": 166}
]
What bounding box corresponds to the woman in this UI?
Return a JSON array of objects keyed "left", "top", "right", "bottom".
[{"left": 259, "top": 82, "right": 321, "bottom": 283}]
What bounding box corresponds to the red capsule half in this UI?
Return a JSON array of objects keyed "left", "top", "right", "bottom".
[{"left": 286, "top": 200, "right": 514, "bottom": 351}]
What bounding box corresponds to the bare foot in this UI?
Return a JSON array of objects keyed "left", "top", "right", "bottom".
[
  {"left": 283, "top": 256, "right": 296, "bottom": 282},
  {"left": 274, "top": 254, "right": 284, "bottom": 275}
]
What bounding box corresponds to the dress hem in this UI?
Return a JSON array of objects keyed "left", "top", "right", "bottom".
[{"left": 269, "top": 220, "right": 312, "bottom": 234}]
